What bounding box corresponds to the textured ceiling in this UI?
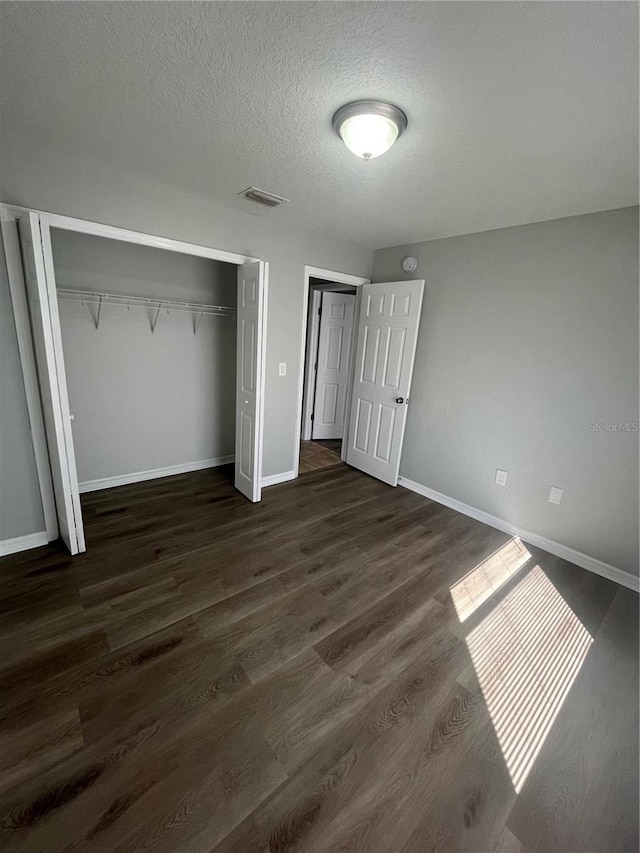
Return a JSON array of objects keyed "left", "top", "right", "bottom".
[{"left": 0, "top": 2, "right": 637, "bottom": 248}]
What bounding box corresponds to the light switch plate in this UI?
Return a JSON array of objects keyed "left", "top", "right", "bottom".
[
  {"left": 495, "top": 469, "right": 507, "bottom": 487},
  {"left": 548, "top": 486, "right": 563, "bottom": 504},
  {"left": 278, "top": 363, "right": 286, "bottom": 376}
]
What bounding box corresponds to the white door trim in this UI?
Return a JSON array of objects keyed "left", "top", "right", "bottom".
[
  {"left": 294, "top": 265, "right": 370, "bottom": 477},
  {"left": 1, "top": 203, "right": 259, "bottom": 266},
  {"left": 301, "top": 289, "right": 321, "bottom": 441},
  {"left": 38, "top": 215, "right": 86, "bottom": 551}
]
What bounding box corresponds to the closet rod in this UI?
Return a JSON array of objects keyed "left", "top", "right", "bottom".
[
  {"left": 57, "top": 288, "right": 235, "bottom": 333},
  {"left": 57, "top": 288, "right": 235, "bottom": 316}
]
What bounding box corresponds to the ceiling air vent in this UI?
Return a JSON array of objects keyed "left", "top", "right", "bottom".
[{"left": 239, "top": 186, "right": 289, "bottom": 208}]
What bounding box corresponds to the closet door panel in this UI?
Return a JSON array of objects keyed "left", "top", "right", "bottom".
[
  {"left": 235, "top": 261, "right": 266, "bottom": 502},
  {"left": 312, "top": 292, "right": 356, "bottom": 439},
  {"left": 17, "top": 212, "right": 85, "bottom": 554}
]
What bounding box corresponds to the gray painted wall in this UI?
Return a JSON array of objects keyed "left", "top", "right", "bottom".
[
  {"left": 0, "top": 136, "right": 373, "bottom": 529},
  {"left": 373, "top": 207, "right": 639, "bottom": 575},
  {"left": 51, "top": 229, "right": 237, "bottom": 483},
  {"left": 0, "top": 239, "right": 45, "bottom": 540}
]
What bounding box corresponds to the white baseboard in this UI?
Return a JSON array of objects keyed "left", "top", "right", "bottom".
[
  {"left": 79, "top": 456, "right": 234, "bottom": 493},
  {"left": 0, "top": 531, "right": 49, "bottom": 557},
  {"left": 261, "top": 470, "right": 296, "bottom": 488},
  {"left": 398, "top": 476, "right": 639, "bottom": 593}
]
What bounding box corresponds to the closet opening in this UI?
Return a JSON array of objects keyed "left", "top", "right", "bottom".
[
  {"left": 295, "top": 266, "right": 369, "bottom": 477},
  {"left": 51, "top": 228, "right": 238, "bottom": 496},
  {"left": 1, "top": 205, "right": 268, "bottom": 555}
]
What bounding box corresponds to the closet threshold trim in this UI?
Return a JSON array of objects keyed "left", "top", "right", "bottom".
[{"left": 57, "top": 288, "right": 235, "bottom": 332}]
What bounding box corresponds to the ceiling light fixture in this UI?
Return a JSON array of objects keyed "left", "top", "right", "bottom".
[{"left": 332, "top": 100, "right": 407, "bottom": 160}]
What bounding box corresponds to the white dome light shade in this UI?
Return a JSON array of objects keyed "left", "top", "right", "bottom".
[
  {"left": 333, "top": 100, "right": 407, "bottom": 160},
  {"left": 339, "top": 114, "right": 399, "bottom": 160}
]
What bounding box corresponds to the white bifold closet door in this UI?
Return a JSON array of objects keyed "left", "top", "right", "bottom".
[
  {"left": 345, "top": 279, "right": 424, "bottom": 487},
  {"left": 312, "top": 291, "right": 356, "bottom": 440},
  {"left": 17, "top": 212, "right": 85, "bottom": 554},
  {"left": 235, "top": 261, "right": 267, "bottom": 502}
]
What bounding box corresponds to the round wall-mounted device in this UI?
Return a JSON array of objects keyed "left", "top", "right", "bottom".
[{"left": 402, "top": 256, "right": 418, "bottom": 273}]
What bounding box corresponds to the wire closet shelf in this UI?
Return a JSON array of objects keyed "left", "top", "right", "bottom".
[{"left": 57, "top": 288, "right": 235, "bottom": 334}]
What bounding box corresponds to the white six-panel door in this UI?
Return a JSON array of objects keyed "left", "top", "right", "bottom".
[
  {"left": 235, "top": 261, "right": 267, "bottom": 502},
  {"left": 345, "top": 279, "right": 424, "bottom": 486},
  {"left": 17, "top": 212, "right": 85, "bottom": 553},
  {"left": 312, "top": 291, "right": 355, "bottom": 440}
]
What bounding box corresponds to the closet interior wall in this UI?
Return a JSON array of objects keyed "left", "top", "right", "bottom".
[{"left": 51, "top": 229, "right": 237, "bottom": 488}]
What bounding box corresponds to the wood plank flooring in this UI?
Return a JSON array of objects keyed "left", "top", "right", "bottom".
[{"left": 0, "top": 465, "right": 637, "bottom": 852}]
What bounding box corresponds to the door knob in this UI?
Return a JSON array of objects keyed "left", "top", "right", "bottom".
[{"left": 395, "top": 397, "right": 404, "bottom": 404}]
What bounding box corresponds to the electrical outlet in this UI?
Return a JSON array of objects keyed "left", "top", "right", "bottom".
[
  {"left": 278, "top": 362, "right": 287, "bottom": 376},
  {"left": 548, "top": 486, "right": 563, "bottom": 504},
  {"left": 495, "top": 469, "right": 507, "bottom": 487}
]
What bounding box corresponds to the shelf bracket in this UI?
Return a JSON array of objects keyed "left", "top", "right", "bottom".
[
  {"left": 94, "top": 295, "right": 103, "bottom": 330},
  {"left": 82, "top": 294, "right": 103, "bottom": 330},
  {"left": 150, "top": 302, "right": 162, "bottom": 333},
  {"left": 193, "top": 312, "right": 204, "bottom": 335}
]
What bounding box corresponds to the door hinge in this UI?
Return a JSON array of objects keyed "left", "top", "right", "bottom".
[
  {"left": 318, "top": 306, "right": 322, "bottom": 317},
  {"left": 311, "top": 413, "right": 314, "bottom": 421}
]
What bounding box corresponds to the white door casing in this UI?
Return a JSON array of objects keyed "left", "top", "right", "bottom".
[
  {"left": 312, "top": 292, "right": 356, "bottom": 440},
  {"left": 345, "top": 279, "right": 425, "bottom": 487},
  {"left": 235, "top": 261, "right": 267, "bottom": 502},
  {"left": 17, "top": 212, "right": 85, "bottom": 553}
]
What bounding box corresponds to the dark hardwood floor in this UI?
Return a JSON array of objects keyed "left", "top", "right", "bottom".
[{"left": 0, "top": 465, "right": 637, "bottom": 852}]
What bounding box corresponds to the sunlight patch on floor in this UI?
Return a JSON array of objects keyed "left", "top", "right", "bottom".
[
  {"left": 450, "top": 537, "right": 531, "bottom": 622},
  {"left": 463, "top": 564, "right": 593, "bottom": 793}
]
